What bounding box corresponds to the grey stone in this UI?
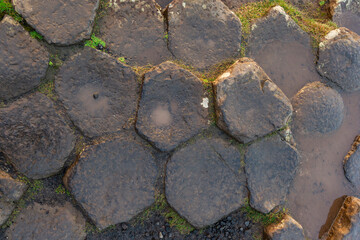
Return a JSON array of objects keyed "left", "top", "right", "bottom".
[
  {"left": 156, "top": 0, "right": 173, "bottom": 8},
  {"left": 6, "top": 202, "right": 86, "bottom": 240},
  {"left": 344, "top": 135, "right": 360, "bottom": 189},
  {"left": 0, "top": 16, "right": 48, "bottom": 101},
  {"left": 221, "top": 0, "right": 260, "bottom": 10},
  {"left": 13, "top": 0, "right": 99, "bottom": 45},
  {"left": 136, "top": 61, "right": 209, "bottom": 151},
  {"left": 64, "top": 132, "right": 157, "bottom": 230},
  {"left": 330, "top": 0, "right": 360, "bottom": 35},
  {"left": 265, "top": 215, "right": 305, "bottom": 240},
  {"left": 317, "top": 28, "right": 360, "bottom": 92},
  {"left": 167, "top": 0, "right": 242, "bottom": 69},
  {"left": 244, "top": 134, "right": 299, "bottom": 213},
  {"left": 56, "top": 47, "right": 138, "bottom": 138},
  {"left": 0, "top": 93, "right": 75, "bottom": 179},
  {"left": 214, "top": 58, "right": 292, "bottom": 143}
]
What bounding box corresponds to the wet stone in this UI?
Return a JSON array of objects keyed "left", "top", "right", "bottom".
[
  {"left": 0, "top": 16, "right": 48, "bottom": 101},
  {"left": 214, "top": 58, "right": 292, "bottom": 143},
  {"left": 0, "top": 93, "right": 75, "bottom": 179},
  {"left": 167, "top": 0, "right": 242, "bottom": 69},
  {"left": 330, "top": 0, "right": 360, "bottom": 35},
  {"left": 6, "top": 202, "right": 86, "bottom": 240},
  {"left": 344, "top": 135, "right": 360, "bottom": 189},
  {"left": 265, "top": 215, "right": 306, "bottom": 240},
  {"left": 136, "top": 61, "right": 209, "bottom": 151},
  {"left": 64, "top": 132, "right": 157, "bottom": 230},
  {"left": 244, "top": 134, "right": 299, "bottom": 213},
  {"left": 165, "top": 135, "right": 248, "bottom": 228},
  {"left": 13, "top": 0, "right": 99, "bottom": 45},
  {"left": 56, "top": 47, "right": 138, "bottom": 138}
]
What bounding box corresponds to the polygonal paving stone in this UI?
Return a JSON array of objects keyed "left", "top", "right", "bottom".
[
  {"left": 56, "top": 47, "right": 138, "bottom": 138},
  {"left": 167, "top": 0, "right": 242, "bottom": 69},
  {"left": 6, "top": 202, "right": 86, "bottom": 240},
  {"left": 166, "top": 135, "right": 248, "bottom": 228},
  {"left": 13, "top": 0, "right": 99, "bottom": 45},
  {"left": 214, "top": 58, "right": 292, "bottom": 143},
  {"left": 245, "top": 134, "right": 299, "bottom": 213},
  {"left": 136, "top": 61, "right": 209, "bottom": 151},
  {"left": 330, "top": 0, "right": 360, "bottom": 35},
  {"left": 64, "top": 133, "right": 157, "bottom": 230},
  {"left": 0, "top": 93, "right": 75, "bottom": 179},
  {"left": 265, "top": 215, "right": 306, "bottom": 240},
  {"left": 344, "top": 135, "right": 360, "bottom": 190},
  {"left": 0, "top": 16, "right": 48, "bottom": 101},
  {"left": 292, "top": 82, "right": 344, "bottom": 135},
  {"left": 98, "top": 0, "right": 170, "bottom": 66},
  {"left": 317, "top": 28, "right": 360, "bottom": 92}
]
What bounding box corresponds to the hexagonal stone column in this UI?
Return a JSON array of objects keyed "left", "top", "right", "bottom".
[
  {"left": 330, "top": 0, "right": 360, "bottom": 35},
  {"left": 64, "top": 132, "right": 157, "bottom": 230},
  {"left": 13, "top": 0, "right": 100, "bottom": 45},
  {"left": 0, "top": 93, "right": 75, "bottom": 179},
  {"left": 56, "top": 47, "right": 138, "bottom": 138},
  {"left": 0, "top": 16, "right": 48, "bottom": 101},
  {"left": 136, "top": 61, "right": 209, "bottom": 151},
  {"left": 166, "top": 135, "right": 248, "bottom": 228}
]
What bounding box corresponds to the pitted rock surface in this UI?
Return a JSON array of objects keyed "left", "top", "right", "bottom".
[
  {"left": 136, "top": 61, "right": 209, "bottom": 151},
  {"left": 244, "top": 134, "right": 299, "bottom": 213},
  {"left": 0, "top": 93, "right": 75, "bottom": 179},
  {"left": 13, "top": 0, "right": 99, "bottom": 45},
  {"left": 64, "top": 133, "right": 157, "bottom": 230},
  {"left": 6, "top": 202, "right": 86, "bottom": 240},
  {"left": 98, "top": 0, "right": 170, "bottom": 66},
  {"left": 344, "top": 135, "right": 360, "bottom": 189},
  {"left": 214, "top": 58, "right": 292, "bottom": 143},
  {"left": 292, "top": 82, "right": 344, "bottom": 135},
  {"left": 0, "top": 16, "right": 48, "bottom": 101},
  {"left": 167, "top": 0, "right": 242, "bottom": 69},
  {"left": 56, "top": 47, "right": 138, "bottom": 138},
  {"left": 317, "top": 28, "right": 360, "bottom": 92},
  {"left": 166, "top": 135, "right": 248, "bottom": 228},
  {"left": 330, "top": 0, "right": 360, "bottom": 34},
  {"left": 265, "top": 215, "right": 306, "bottom": 240}
]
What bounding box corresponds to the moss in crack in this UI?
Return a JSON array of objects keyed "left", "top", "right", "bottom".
[
  {"left": 84, "top": 34, "right": 106, "bottom": 50},
  {"left": 0, "top": 0, "right": 23, "bottom": 22},
  {"left": 37, "top": 79, "right": 57, "bottom": 101}
]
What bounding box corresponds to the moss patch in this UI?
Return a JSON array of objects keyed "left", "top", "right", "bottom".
[
  {"left": 38, "top": 80, "right": 57, "bottom": 101},
  {"left": 84, "top": 34, "right": 106, "bottom": 50},
  {"left": 0, "top": 0, "right": 23, "bottom": 22}
]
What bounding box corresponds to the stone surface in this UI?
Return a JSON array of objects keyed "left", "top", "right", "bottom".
[
  {"left": 156, "top": 0, "right": 173, "bottom": 8},
  {"left": 167, "top": 0, "right": 242, "bottom": 69},
  {"left": 0, "top": 93, "right": 75, "bottom": 179},
  {"left": 6, "top": 202, "right": 86, "bottom": 240},
  {"left": 64, "top": 133, "right": 157, "bottom": 230},
  {"left": 56, "top": 47, "right": 138, "bottom": 138},
  {"left": 244, "top": 134, "right": 299, "bottom": 213},
  {"left": 344, "top": 135, "right": 360, "bottom": 189},
  {"left": 291, "top": 82, "right": 344, "bottom": 135},
  {"left": 13, "top": 0, "right": 99, "bottom": 45},
  {"left": 214, "top": 58, "right": 292, "bottom": 143},
  {"left": 221, "top": 0, "right": 260, "bottom": 10},
  {"left": 99, "top": 0, "right": 170, "bottom": 66},
  {"left": 0, "top": 16, "right": 48, "bottom": 101},
  {"left": 317, "top": 28, "right": 360, "bottom": 92},
  {"left": 330, "top": 0, "right": 360, "bottom": 35},
  {"left": 265, "top": 215, "right": 305, "bottom": 240},
  {"left": 136, "top": 61, "right": 209, "bottom": 151},
  {"left": 166, "top": 135, "right": 248, "bottom": 228}
]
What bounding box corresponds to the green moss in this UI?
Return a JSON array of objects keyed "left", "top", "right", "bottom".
[
  {"left": 117, "top": 57, "right": 126, "bottom": 64},
  {"left": 0, "top": 0, "right": 23, "bottom": 22},
  {"left": 84, "top": 34, "right": 106, "bottom": 50},
  {"left": 55, "top": 184, "right": 71, "bottom": 196},
  {"left": 30, "top": 31, "right": 43, "bottom": 40},
  {"left": 38, "top": 80, "right": 57, "bottom": 101}
]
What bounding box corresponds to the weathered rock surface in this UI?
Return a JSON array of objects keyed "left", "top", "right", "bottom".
[
  {"left": 167, "top": 0, "right": 242, "bottom": 69},
  {"left": 244, "top": 134, "right": 299, "bottom": 213},
  {"left": 317, "top": 28, "right": 360, "bottom": 92},
  {"left": 0, "top": 16, "right": 48, "bottom": 101},
  {"left": 13, "top": 0, "right": 99, "bottom": 45},
  {"left": 136, "top": 61, "right": 209, "bottom": 151},
  {"left": 6, "top": 202, "right": 86, "bottom": 240},
  {"left": 166, "top": 135, "right": 248, "bottom": 228},
  {"left": 64, "top": 133, "right": 157, "bottom": 230},
  {"left": 0, "top": 171, "right": 27, "bottom": 225},
  {"left": 292, "top": 82, "right": 344, "bottom": 135},
  {"left": 330, "top": 0, "right": 360, "bottom": 35},
  {"left": 221, "top": 0, "right": 260, "bottom": 10},
  {"left": 99, "top": 0, "right": 170, "bottom": 66},
  {"left": 56, "top": 47, "right": 138, "bottom": 138},
  {"left": 214, "top": 58, "right": 292, "bottom": 143},
  {"left": 0, "top": 93, "right": 75, "bottom": 179},
  {"left": 265, "top": 215, "right": 306, "bottom": 240},
  {"left": 344, "top": 135, "right": 360, "bottom": 189}
]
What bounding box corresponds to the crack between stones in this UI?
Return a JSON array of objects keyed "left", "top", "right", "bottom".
[
  {"left": 211, "top": 147, "right": 242, "bottom": 180},
  {"left": 162, "top": 6, "right": 176, "bottom": 58}
]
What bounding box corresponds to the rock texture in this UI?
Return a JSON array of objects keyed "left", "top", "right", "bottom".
[
  {"left": 292, "top": 82, "right": 344, "bottom": 135},
  {"left": 0, "top": 16, "right": 48, "bottom": 101},
  {"left": 0, "top": 93, "right": 75, "bottom": 179},
  {"left": 221, "top": 0, "right": 260, "bottom": 10},
  {"left": 136, "top": 61, "right": 209, "bottom": 151},
  {"left": 317, "top": 28, "right": 360, "bottom": 92},
  {"left": 56, "top": 47, "right": 138, "bottom": 138},
  {"left": 166, "top": 136, "right": 248, "bottom": 228},
  {"left": 214, "top": 58, "right": 292, "bottom": 143},
  {"left": 330, "top": 0, "right": 360, "bottom": 35},
  {"left": 265, "top": 215, "right": 306, "bottom": 240},
  {"left": 156, "top": 0, "right": 173, "bottom": 8},
  {"left": 167, "top": 0, "right": 242, "bottom": 69},
  {"left": 6, "top": 202, "right": 86, "bottom": 240},
  {"left": 344, "top": 135, "right": 360, "bottom": 189},
  {"left": 64, "top": 133, "right": 157, "bottom": 230},
  {"left": 13, "top": 0, "right": 99, "bottom": 45}
]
